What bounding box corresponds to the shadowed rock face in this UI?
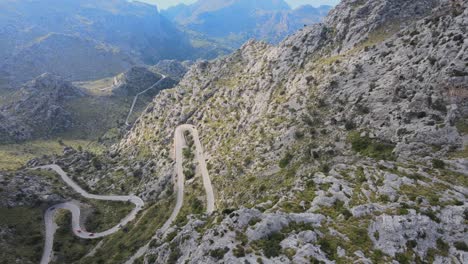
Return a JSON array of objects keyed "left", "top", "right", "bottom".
[{"left": 0, "top": 74, "right": 83, "bottom": 143}]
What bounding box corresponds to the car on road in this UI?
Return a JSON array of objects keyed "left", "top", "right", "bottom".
[
  {"left": 89, "top": 233, "right": 95, "bottom": 237},
  {"left": 76, "top": 230, "right": 82, "bottom": 233},
  {"left": 50, "top": 207, "right": 55, "bottom": 210}
]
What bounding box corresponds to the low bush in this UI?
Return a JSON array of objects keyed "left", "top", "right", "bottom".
[
  {"left": 348, "top": 132, "right": 395, "bottom": 160},
  {"left": 432, "top": 159, "right": 445, "bottom": 169},
  {"left": 279, "top": 152, "right": 293, "bottom": 168},
  {"left": 209, "top": 247, "right": 229, "bottom": 260}
]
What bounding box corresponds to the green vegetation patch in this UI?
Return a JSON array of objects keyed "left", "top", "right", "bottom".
[
  {"left": 455, "top": 119, "right": 468, "bottom": 135},
  {"left": 251, "top": 232, "right": 285, "bottom": 258},
  {"left": 64, "top": 96, "right": 132, "bottom": 140},
  {"left": 85, "top": 200, "right": 135, "bottom": 233},
  {"left": 0, "top": 207, "right": 44, "bottom": 264},
  {"left": 79, "top": 197, "right": 174, "bottom": 264},
  {"left": 0, "top": 139, "right": 103, "bottom": 171},
  {"left": 348, "top": 132, "right": 395, "bottom": 160}
]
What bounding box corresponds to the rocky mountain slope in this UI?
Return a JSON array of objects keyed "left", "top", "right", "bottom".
[
  {"left": 2, "top": 0, "right": 467, "bottom": 263},
  {"left": 0, "top": 74, "right": 84, "bottom": 143},
  {"left": 163, "top": 0, "right": 331, "bottom": 48},
  {"left": 108, "top": 0, "right": 466, "bottom": 262}
]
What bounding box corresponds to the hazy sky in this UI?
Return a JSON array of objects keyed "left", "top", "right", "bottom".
[{"left": 137, "top": 0, "right": 340, "bottom": 10}]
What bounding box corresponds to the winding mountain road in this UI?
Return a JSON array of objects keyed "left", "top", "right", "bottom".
[
  {"left": 124, "top": 124, "right": 215, "bottom": 264},
  {"left": 125, "top": 74, "right": 167, "bottom": 126},
  {"left": 32, "top": 165, "right": 144, "bottom": 264},
  {"left": 34, "top": 124, "right": 215, "bottom": 264}
]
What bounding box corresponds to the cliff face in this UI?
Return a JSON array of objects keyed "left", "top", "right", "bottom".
[{"left": 104, "top": 0, "right": 468, "bottom": 262}]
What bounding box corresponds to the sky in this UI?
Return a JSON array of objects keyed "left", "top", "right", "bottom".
[{"left": 137, "top": 0, "right": 340, "bottom": 10}]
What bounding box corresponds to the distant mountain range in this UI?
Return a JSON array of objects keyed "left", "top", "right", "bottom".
[
  {"left": 162, "top": 0, "right": 331, "bottom": 48},
  {"left": 0, "top": 0, "right": 193, "bottom": 85},
  {"left": 0, "top": 0, "right": 330, "bottom": 87}
]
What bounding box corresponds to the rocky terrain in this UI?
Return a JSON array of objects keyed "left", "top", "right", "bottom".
[
  {"left": 1, "top": 0, "right": 467, "bottom": 263},
  {"left": 113, "top": 0, "right": 466, "bottom": 262},
  {"left": 0, "top": 74, "right": 84, "bottom": 143}
]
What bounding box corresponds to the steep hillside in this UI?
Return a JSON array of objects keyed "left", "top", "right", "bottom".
[
  {"left": 163, "top": 0, "right": 331, "bottom": 48},
  {"left": 0, "top": 74, "right": 84, "bottom": 143},
  {"left": 3, "top": 0, "right": 467, "bottom": 263},
  {"left": 107, "top": 0, "right": 466, "bottom": 262}
]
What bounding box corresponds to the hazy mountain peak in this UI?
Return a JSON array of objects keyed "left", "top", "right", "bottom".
[{"left": 162, "top": 0, "right": 331, "bottom": 47}]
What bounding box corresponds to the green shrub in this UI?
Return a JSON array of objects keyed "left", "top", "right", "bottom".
[
  {"left": 184, "top": 168, "right": 195, "bottom": 180},
  {"left": 341, "top": 208, "right": 353, "bottom": 220},
  {"left": 279, "top": 153, "right": 293, "bottom": 168},
  {"left": 283, "top": 248, "right": 296, "bottom": 260},
  {"left": 454, "top": 241, "right": 468, "bottom": 251},
  {"left": 371, "top": 249, "right": 385, "bottom": 262},
  {"left": 209, "top": 247, "right": 229, "bottom": 260},
  {"left": 248, "top": 218, "right": 261, "bottom": 226},
  {"left": 398, "top": 207, "right": 409, "bottom": 215},
  {"left": 190, "top": 198, "right": 204, "bottom": 214},
  {"left": 318, "top": 237, "right": 338, "bottom": 260},
  {"left": 233, "top": 244, "right": 246, "bottom": 257},
  {"left": 422, "top": 209, "right": 440, "bottom": 223},
  {"left": 432, "top": 159, "right": 445, "bottom": 169},
  {"left": 436, "top": 238, "right": 449, "bottom": 256},
  {"left": 345, "top": 120, "right": 356, "bottom": 130},
  {"left": 348, "top": 132, "right": 395, "bottom": 160},
  {"left": 252, "top": 233, "right": 285, "bottom": 258},
  {"left": 320, "top": 163, "right": 330, "bottom": 173},
  {"left": 406, "top": 240, "right": 417, "bottom": 249},
  {"left": 395, "top": 252, "right": 411, "bottom": 264},
  {"left": 455, "top": 120, "right": 468, "bottom": 134},
  {"left": 167, "top": 246, "right": 181, "bottom": 264},
  {"left": 294, "top": 130, "right": 304, "bottom": 139}
]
